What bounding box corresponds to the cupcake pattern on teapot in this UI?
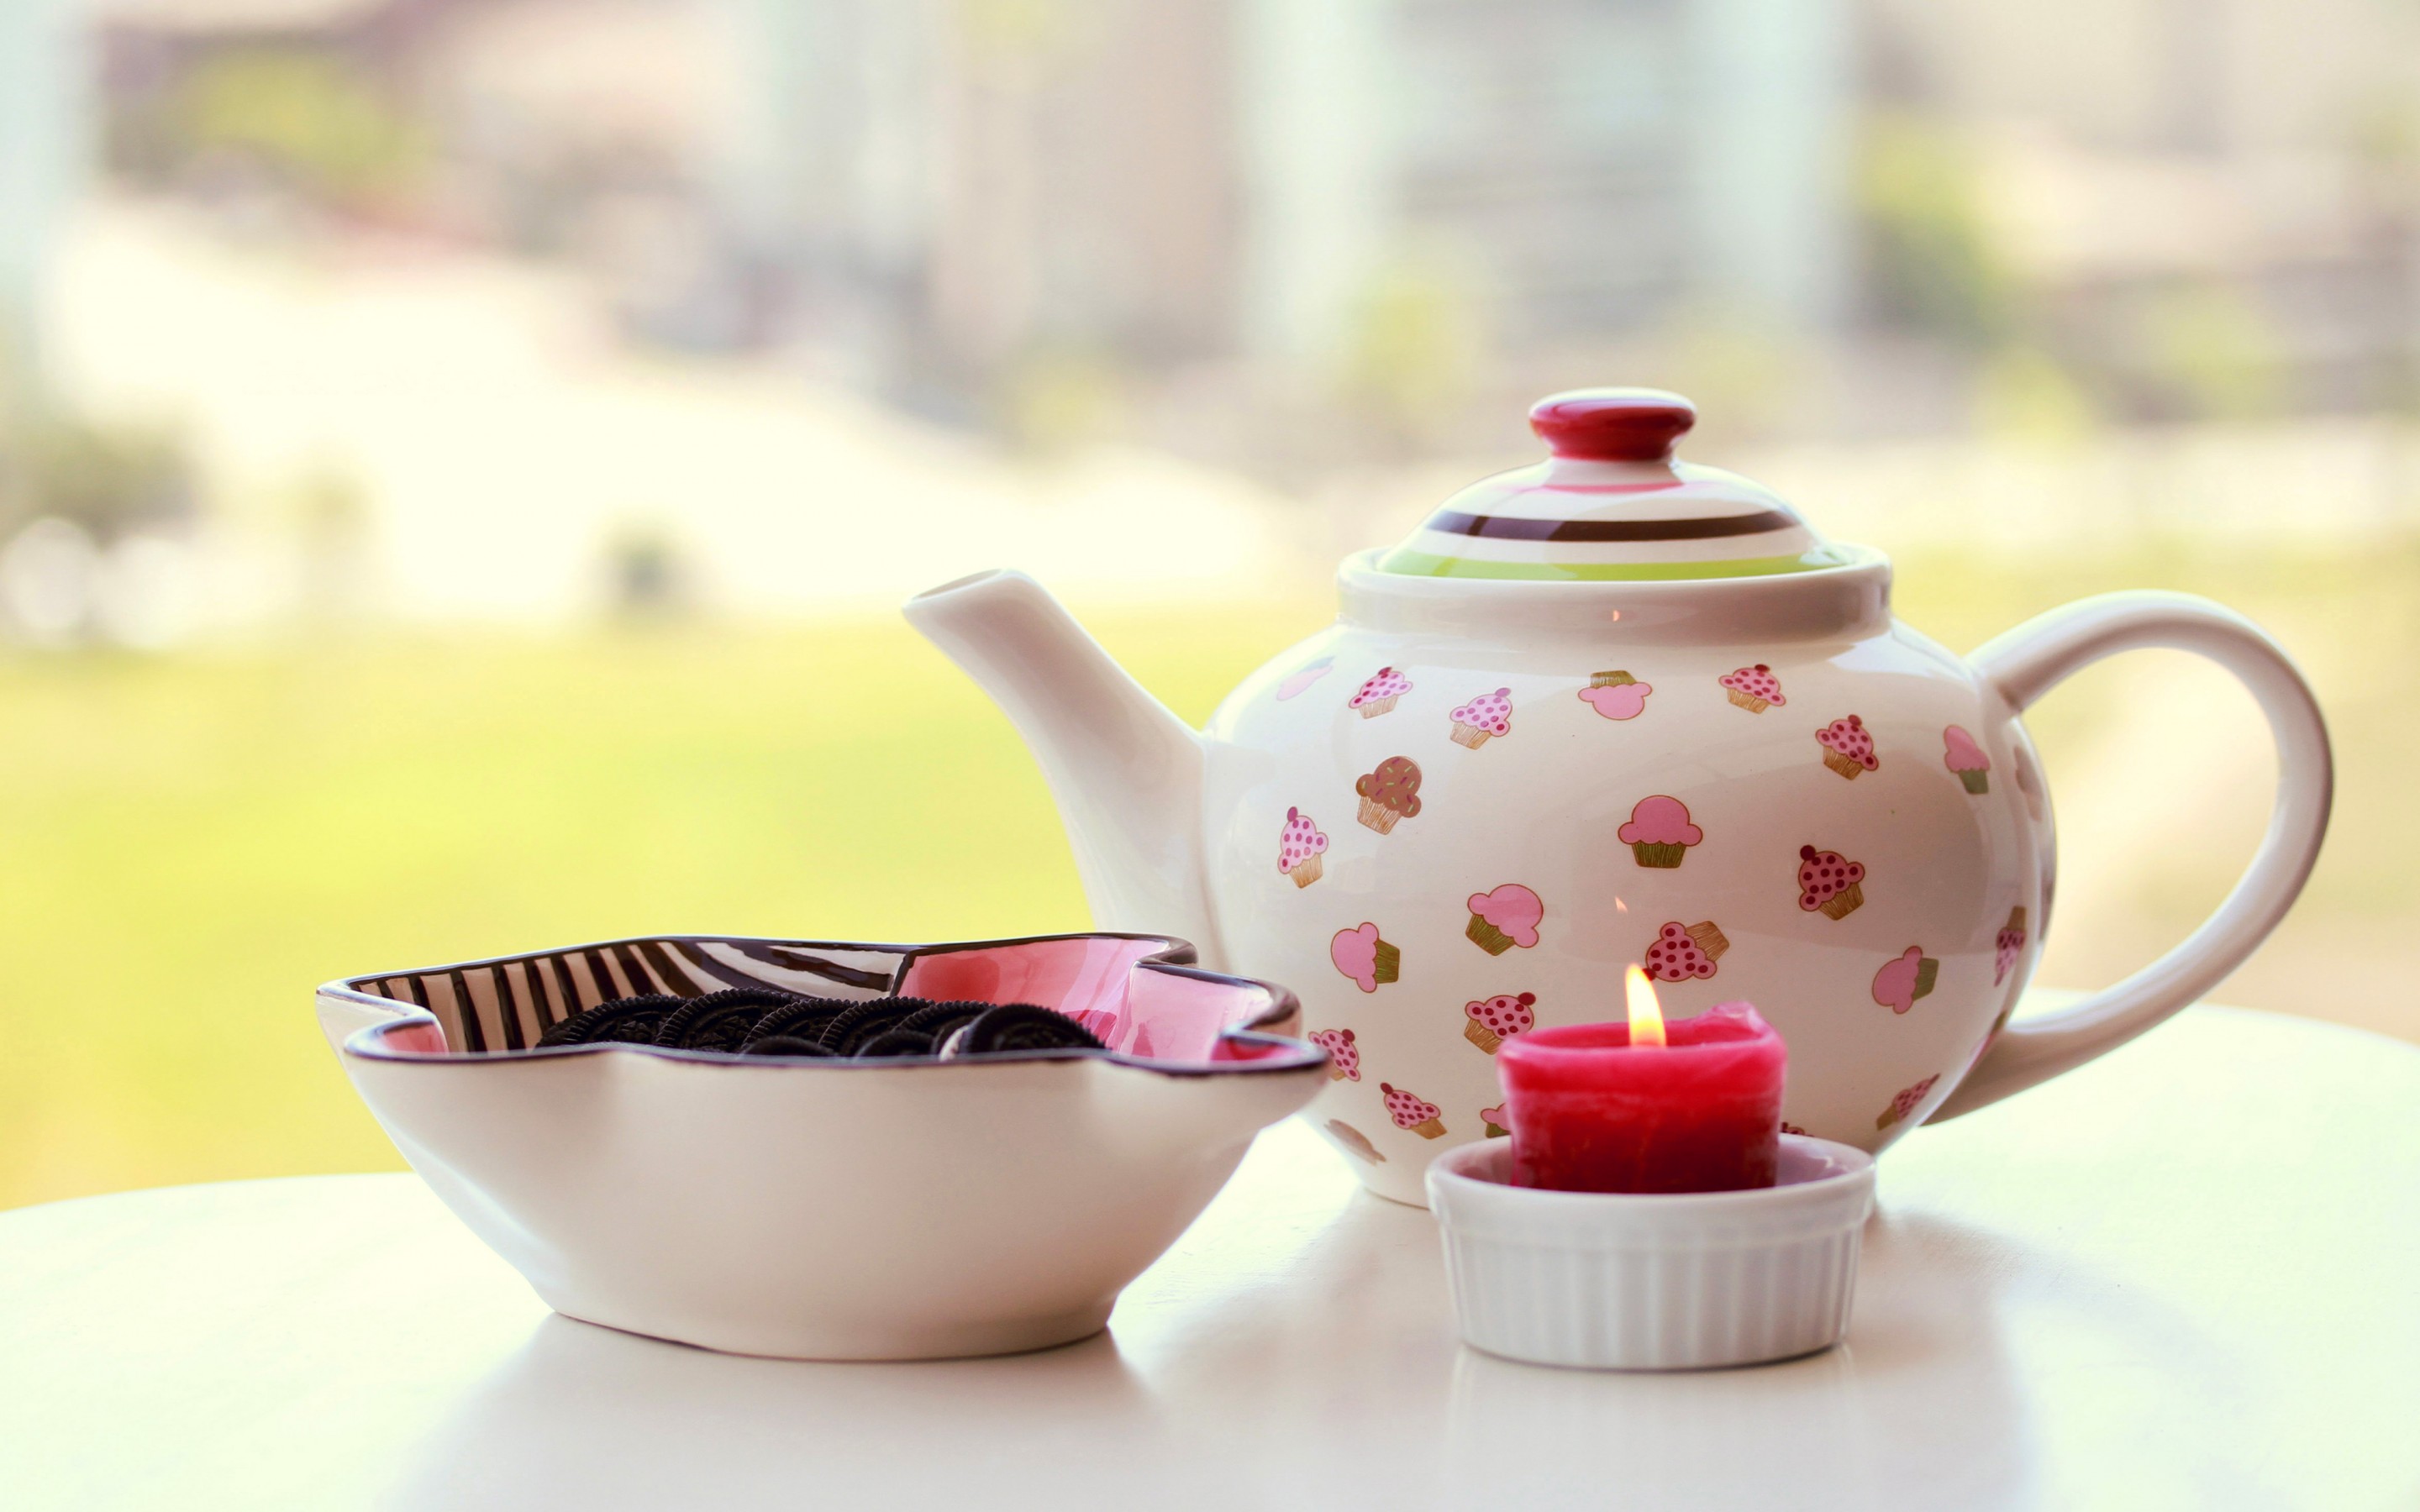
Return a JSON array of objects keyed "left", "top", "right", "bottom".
[
  {"left": 1619, "top": 795, "right": 1702, "bottom": 869},
  {"left": 1381, "top": 1083, "right": 1447, "bottom": 1139},
  {"left": 1329, "top": 922, "right": 1399, "bottom": 992},
  {"left": 1465, "top": 884, "right": 1544, "bottom": 955},
  {"left": 1349, "top": 667, "right": 1411, "bottom": 718},
  {"left": 1308, "top": 1027, "right": 1360, "bottom": 1081},
  {"left": 1872, "top": 947, "right": 1939, "bottom": 1015},
  {"left": 1720, "top": 664, "right": 1784, "bottom": 712},
  {"left": 1277, "top": 807, "right": 1328, "bottom": 887},
  {"left": 1463, "top": 992, "right": 1535, "bottom": 1054},
  {"left": 1817, "top": 715, "right": 1878, "bottom": 778},
  {"left": 1995, "top": 907, "right": 2028, "bottom": 984},
  {"left": 1579, "top": 670, "right": 1651, "bottom": 720},
  {"left": 1281, "top": 658, "right": 2022, "bottom": 1152},
  {"left": 1644, "top": 921, "right": 1728, "bottom": 981},
  {"left": 1876, "top": 1074, "right": 1941, "bottom": 1131},
  {"left": 1943, "top": 725, "right": 1991, "bottom": 793},
  {"left": 1448, "top": 688, "right": 1514, "bottom": 748},
  {"left": 1797, "top": 845, "right": 1867, "bottom": 919},
  {"left": 1355, "top": 757, "right": 1423, "bottom": 833}
]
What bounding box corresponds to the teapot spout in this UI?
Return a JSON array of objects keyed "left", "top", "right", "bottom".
[{"left": 904, "top": 570, "right": 1220, "bottom": 963}]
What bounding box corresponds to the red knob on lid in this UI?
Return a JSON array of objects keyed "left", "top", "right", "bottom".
[{"left": 1528, "top": 388, "right": 1697, "bottom": 461}]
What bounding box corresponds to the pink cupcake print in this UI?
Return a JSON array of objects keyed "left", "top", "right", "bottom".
[
  {"left": 1644, "top": 921, "right": 1728, "bottom": 982},
  {"left": 1329, "top": 921, "right": 1400, "bottom": 992},
  {"left": 1354, "top": 757, "right": 1423, "bottom": 833},
  {"left": 1325, "top": 1119, "right": 1386, "bottom": 1163},
  {"left": 1308, "top": 1027, "right": 1360, "bottom": 1082},
  {"left": 1944, "top": 725, "right": 1991, "bottom": 793},
  {"left": 1448, "top": 687, "right": 1514, "bottom": 748},
  {"left": 1276, "top": 657, "right": 1334, "bottom": 701},
  {"left": 1872, "top": 947, "right": 1939, "bottom": 1014},
  {"left": 1817, "top": 715, "right": 1878, "bottom": 779},
  {"left": 1481, "top": 1105, "right": 1511, "bottom": 1138},
  {"left": 1349, "top": 666, "right": 1412, "bottom": 718},
  {"left": 1579, "top": 670, "right": 1652, "bottom": 721},
  {"left": 1277, "top": 807, "right": 1328, "bottom": 887},
  {"left": 1995, "top": 907, "right": 2028, "bottom": 985},
  {"left": 1463, "top": 991, "right": 1536, "bottom": 1054},
  {"left": 1797, "top": 844, "right": 1867, "bottom": 919},
  {"left": 1876, "top": 1074, "right": 1941, "bottom": 1131},
  {"left": 1618, "top": 795, "right": 1702, "bottom": 869},
  {"left": 1381, "top": 1082, "right": 1448, "bottom": 1139},
  {"left": 1465, "top": 884, "right": 1544, "bottom": 955},
  {"left": 1720, "top": 663, "right": 1785, "bottom": 712}
]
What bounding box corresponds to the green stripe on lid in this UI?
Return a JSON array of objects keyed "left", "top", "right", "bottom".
[{"left": 1374, "top": 548, "right": 1851, "bottom": 581}]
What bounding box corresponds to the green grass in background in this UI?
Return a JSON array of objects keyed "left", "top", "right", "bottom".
[
  {"left": 1, "top": 542, "right": 2411, "bottom": 1210},
  {"left": 0, "top": 606, "right": 1320, "bottom": 1210}
]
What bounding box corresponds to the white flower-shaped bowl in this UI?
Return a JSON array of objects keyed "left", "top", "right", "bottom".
[{"left": 317, "top": 932, "right": 1325, "bottom": 1360}]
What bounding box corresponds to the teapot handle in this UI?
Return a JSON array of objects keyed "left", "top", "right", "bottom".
[{"left": 1931, "top": 591, "right": 2333, "bottom": 1121}]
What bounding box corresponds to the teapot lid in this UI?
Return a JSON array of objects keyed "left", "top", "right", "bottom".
[{"left": 1372, "top": 389, "right": 1847, "bottom": 580}]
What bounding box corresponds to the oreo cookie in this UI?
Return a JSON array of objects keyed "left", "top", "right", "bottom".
[
  {"left": 953, "top": 1004, "right": 1106, "bottom": 1057},
  {"left": 653, "top": 988, "right": 802, "bottom": 1053},
  {"left": 894, "top": 1000, "right": 989, "bottom": 1043},
  {"left": 537, "top": 994, "right": 687, "bottom": 1047},
  {"left": 536, "top": 990, "right": 1107, "bottom": 1063},
  {"left": 739, "top": 1035, "right": 838, "bottom": 1058},
  {"left": 739, "top": 996, "right": 858, "bottom": 1051},
  {"left": 852, "top": 1029, "right": 937, "bottom": 1059},
  {"left": 818, "top": 1000, "right": 927, "bottom": 1057}
]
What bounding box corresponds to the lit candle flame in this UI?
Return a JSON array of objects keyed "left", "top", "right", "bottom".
[{"left": 1625, "top": 964, "right": 1667, "bottom": 1048}]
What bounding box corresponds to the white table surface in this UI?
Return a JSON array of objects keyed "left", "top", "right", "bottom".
[{"left": 3, "top": 1005, "right": 2417, "bottom": 1511}]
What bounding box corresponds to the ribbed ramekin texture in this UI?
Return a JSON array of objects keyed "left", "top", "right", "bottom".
[
  {"left": 1427, "top": 1136, "right": 1876, "bottom": 1370},
  {"left": 1440, "top": 1226, "right": 1862, "bottom": 1369}
]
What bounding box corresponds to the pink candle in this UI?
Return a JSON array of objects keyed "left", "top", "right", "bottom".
[{"left": 1495, "top": 983, "right": 1786, "bottom": 1194}]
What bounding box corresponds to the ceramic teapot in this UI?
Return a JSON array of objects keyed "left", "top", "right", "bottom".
[{"left": 907, "top": 389, "right": 2332, "bottom": 1205}]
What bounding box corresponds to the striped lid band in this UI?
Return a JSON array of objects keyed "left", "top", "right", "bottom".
[
  {"left": 1422, "top": 508, "right": 1800, "bottom": 543},
  {"left": 1372, "top": 549, "right": 1849, "bottom": 580}
]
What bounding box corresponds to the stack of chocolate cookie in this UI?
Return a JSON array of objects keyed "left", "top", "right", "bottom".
[{"left": 534, "top": 987, "right": 1105, "bottom": 1060}]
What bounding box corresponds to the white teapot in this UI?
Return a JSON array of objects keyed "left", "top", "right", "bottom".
[{"left": 908, "top": 389, "right": 2332, "bottom": 1205}]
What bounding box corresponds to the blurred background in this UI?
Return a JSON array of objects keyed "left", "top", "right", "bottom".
[{"left": 1, "top": 0, "right": 2414, "bottom": 1208}]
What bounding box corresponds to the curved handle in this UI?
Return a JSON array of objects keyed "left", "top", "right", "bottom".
[{"left": 1932, "top": 591, "right": 2333, "bottom": 1121}]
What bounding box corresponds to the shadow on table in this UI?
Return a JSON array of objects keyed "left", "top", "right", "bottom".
[
  {"left": 380, "top": 1183, "right": 2071, "bottom": 1509},
  {"left": 1103, "top": 1173, "right": 2054, "bottom": 1509},
  {"left": 380, "top": 1311, "right": 1260, "bottom": 1510}
]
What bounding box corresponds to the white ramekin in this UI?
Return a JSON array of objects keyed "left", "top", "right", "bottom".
[{"left": 1426, "top": 1134, "right": 1876, "bottom": 1370}]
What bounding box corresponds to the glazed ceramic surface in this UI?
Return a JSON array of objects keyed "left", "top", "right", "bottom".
[
  {"left": 317, "top": 933, "right": 1325, "bottom": 1359},
  {"left": 908, "top": 390, "right": 2333, "bottom": 1206}
]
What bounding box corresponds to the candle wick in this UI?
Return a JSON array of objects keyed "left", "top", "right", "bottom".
[{"left": 1623, "top": 963, "right": 1668, "bottom": 1047}]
